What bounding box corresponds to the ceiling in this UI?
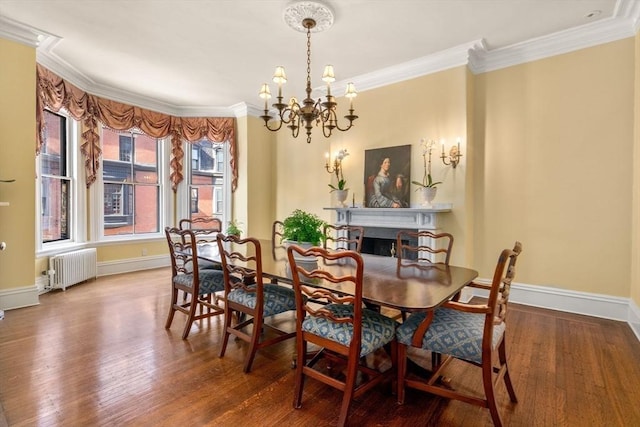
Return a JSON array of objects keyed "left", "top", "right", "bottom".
[{"left": 0, "top": 0, "right": 638, "bottom": 116}]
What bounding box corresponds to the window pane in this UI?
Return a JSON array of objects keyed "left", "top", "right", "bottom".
[
  {"left": 42, "top": 112, "right": 66, "bottom": 176},
  {"left": 134, "top": 185, "right": 159, "bottom": 233},
  {"left": 188, "top": 139, "right": 225, "bottom": 222},
  {"left": 102, "top": 125, "right": 161, "bottom": 237},
  {"left": 41, "top": 176, "right": 70, "bottom": 242}
]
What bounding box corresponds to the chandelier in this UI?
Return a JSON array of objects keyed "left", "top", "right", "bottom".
[{"left": 259, "top": 1, "right": 358, "bottom": 143}]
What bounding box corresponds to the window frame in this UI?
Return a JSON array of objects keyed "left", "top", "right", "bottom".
[
  {"left": 91, "top": 127, "right": 171, "bottom": 242},
  {"left": 36, "top": 109, "right": 87, "bottom": 256},
  {"left": 176, "top": 139, "right": 231, "bottom": 229}
]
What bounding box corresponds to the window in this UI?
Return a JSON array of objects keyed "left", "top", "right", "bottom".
[
  {"left": 190, "top": 188, "right": 199, "bottom": 214},
  {"left": 183, "top": 140, "right": 227, "bottom": 222},
  {"left": 40, "top": 111, "right": 71, "bottom": 243},
  {"left": 101, "top": 127, "right": 161, "bottom": 236},
  {"left": 119, "top": 136, "right": 132, "bottom": 161}
]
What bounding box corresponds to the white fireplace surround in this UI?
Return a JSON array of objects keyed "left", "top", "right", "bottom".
[{"left": 324, "top": 205, "right": 452, "bottom": 231}]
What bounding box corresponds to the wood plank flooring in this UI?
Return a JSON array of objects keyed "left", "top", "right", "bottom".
[{"left": 1, "top": 268, "right": 640, "bottom": 426}]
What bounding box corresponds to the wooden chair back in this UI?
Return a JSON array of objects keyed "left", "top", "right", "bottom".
[
  {"left": 323, "top": 224, "right": 364, "bottom": 253},
  {"left": 396, "top": 230, "right": 454, "bottom": 267},
  {"left": 179, "top": 217, "right": 222, "bottom": 243}
]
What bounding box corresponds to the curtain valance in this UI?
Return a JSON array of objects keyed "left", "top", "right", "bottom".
[{"left": 36, "top": 64, "right": 237, "bottom": 192}]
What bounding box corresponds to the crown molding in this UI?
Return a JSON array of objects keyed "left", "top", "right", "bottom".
[
  {"left": 468, "top": 15, "right": 637, "bottom": 74},
  {"left": 0, "top": 15, "right": 49, "bottom": 47},
  {"left": 2, "top": 1, "right": 639, "bottom": 115}
]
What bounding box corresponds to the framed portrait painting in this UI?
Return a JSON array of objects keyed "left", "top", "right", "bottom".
[{"left": 364, "top": 145, "right": 411, "bottom": 208}]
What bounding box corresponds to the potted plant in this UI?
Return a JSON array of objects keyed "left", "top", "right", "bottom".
[
  {"left": 226, "top": 219, "right": 243, "bottom": 237},
  {"left": 281, "top": 209, "right": 326, "bottom": 245},
  {"left": 327, "top": 149, "right": 349, "bottom": 207},
  {"left": 412, "top": 138, "right": 442, "bottom": 207}
]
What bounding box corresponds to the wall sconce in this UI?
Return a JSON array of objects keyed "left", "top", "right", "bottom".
[
  {"left": 324, "top": 149, "right": 349, "bottom": 179},
  {"left": 441, "top": 138, "right": 463, "bottom": 168}
]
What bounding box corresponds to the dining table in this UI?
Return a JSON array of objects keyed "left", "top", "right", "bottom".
[{"left": 194, "top": 239, "right": 479, "bottom": 314}]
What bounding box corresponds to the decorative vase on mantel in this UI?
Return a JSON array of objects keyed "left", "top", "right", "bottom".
[
  {"left": 334, "top": 189, "right": 349, "bottom": 207},
  {"left": 421, "top": 187, "right": 437, "bottom": 207}
]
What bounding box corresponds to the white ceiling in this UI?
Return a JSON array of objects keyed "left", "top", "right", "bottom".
[{"left": 0, "top": 0, "right": 638, "bottom": 117}]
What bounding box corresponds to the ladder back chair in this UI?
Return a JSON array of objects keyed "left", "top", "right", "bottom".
[
  {"left": 164, "top": 227, "right": 225, "bottom": 339},
  {"left": 396, "top": 230, "right": 454, "bottom": 268},
  {"left": 323, "top": 224, "right": 364, "bottom": 253},
  {"left": 216, "top": 233, "right": 297, "bottom": 373},
  {"left": 287, "top": 245, "right": 397, "bottom": 427},
  {"left": 179, "top": 217, "right": 223, "bottom": 270},
  {"left": 396, "top": 241, "right": 523, "bottom": 427}
]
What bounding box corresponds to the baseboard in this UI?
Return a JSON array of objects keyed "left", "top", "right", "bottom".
[
  {"left": 1, "top": 255, "right": 169, "bottom": 311},
  {"left": 472, "top": 279, "right": 639, "bottom": 342},
  {"left": 98, "top": 254, "right": 170, "bottom": 276},
  {"left": 629, "top": 299, "right": 640, "bottom": 342},
  {"left": 0, "top": 285, "right": 39, "bottom": 311}
]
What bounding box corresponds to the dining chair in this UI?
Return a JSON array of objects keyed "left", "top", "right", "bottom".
[
  {"left": 396, "top": 230, "right": 454, "bottom": 268},
  {"left": 216, "top": 233, "right": 297, "bottom": 373},
  {"left": 396, "top": 241, "right": 523, "bottom": 427},
  {"left": 179, "top": 217, "right": 223, "bottom": 270},
  {"left": 287, "top": 245, "right": 397, "bottom": 427},
  {"left": 323, "top": 224, "right": 364, "bottom": 253},
  {"left": 164, "top": 227, "right": 225, "bottom": 339}
]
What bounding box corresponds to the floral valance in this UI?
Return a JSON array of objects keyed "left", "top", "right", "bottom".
[{"left": 35, "top": 64, "right": 237, "bottom": 192}]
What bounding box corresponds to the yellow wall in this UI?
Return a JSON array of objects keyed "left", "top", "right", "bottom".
[
  {"left": 243, "top": 115, "right": 277, "bottom": 240},
  {"left": 474, "top": 39, "right": 634, "bottom": 294},
  {"left": 274, "top": 67, "right": 472, "bottom": 266},
  {"left": 632, "top": 32, "right": 640, "bottom": 306},
  {"left": 0, "top": 38, "right": 37, "bottom": 292},
  {"left": 2, "top": 33, "right": 639, "bottom": 305}
]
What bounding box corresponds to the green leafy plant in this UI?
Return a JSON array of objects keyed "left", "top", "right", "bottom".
[
  {"left": 328, "top": 178, "right": 347, "bottom": 192},
  {"left": 412, "top": 138, "right": 442, "bottom": 189},
  {"left": 226, "top": 219, "right": 243, "bottom": 237},
  {"left": 281, "top": 209, "right": 326, "bottom": 245}
]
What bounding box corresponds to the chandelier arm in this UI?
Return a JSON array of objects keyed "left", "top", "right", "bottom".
[{"left": 332, "top": 114, "right": 358, "bottom": 132}]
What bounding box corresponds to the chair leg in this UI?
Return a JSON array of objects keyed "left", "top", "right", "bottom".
[
  {"left": 397, "top": 343, "right": 407, "bottom": 404},
  {"left": 219, "top": 306, "right": 233, "bottom": 357},
  {"left": 243, "top": 315, "right": 261, "bottom": 373},
  {"left": 482, "top": 358, "right": 503, "bottom": 427},
  {"left": 499, "top": 340, "right": 518, "bottom": 403},
  {"left": 293, "top": 339, "right": 306, "bottom": 409},
  {"left": 165, "top": 286, "right": 178, "bottom": 329},
  {"left": 181, "top": 295, "right": 198, "bottom": 339},
  {"left": 337, "top": 354, "right": 358, "bottom": 427}
]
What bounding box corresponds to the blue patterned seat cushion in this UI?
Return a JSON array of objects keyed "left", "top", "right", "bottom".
[
  {"left": 227, "top": 283, "right": 297, "bottom": 318},
  {"left": 198, "top": 260, "right": 223, "bottom": 270},
  {"left": 301, "top": 304, "right": 397, "bottom": 357},
  {"left": 173, "top": 270, "right": 225, "bottom": 295},
  {"left": 396, "top": 307, "right": 505, "bottom": 365}
]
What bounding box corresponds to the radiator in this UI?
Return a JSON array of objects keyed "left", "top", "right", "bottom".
[{"left": 49, "top": 248, "right": 98, "bottom": 290}]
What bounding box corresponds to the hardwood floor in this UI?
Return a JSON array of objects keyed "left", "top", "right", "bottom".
[{"left": 1, "top": 268, "right": 640, "bottom": 426}]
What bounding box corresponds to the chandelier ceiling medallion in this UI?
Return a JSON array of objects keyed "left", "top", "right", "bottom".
[{"left": 259, "top": 1, "right": 358, "bottom": 143}]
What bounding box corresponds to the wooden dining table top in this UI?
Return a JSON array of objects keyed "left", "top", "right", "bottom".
[{"left": 196, "top": 239, "right": 478, "bottom": 313}]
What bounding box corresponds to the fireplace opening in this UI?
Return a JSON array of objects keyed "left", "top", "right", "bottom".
[
  {"left": 361, "top": 234, "right": 418, "bottom": 259},
  {"left": 362, "top": 237, "right": 396, "bottom": 257}
]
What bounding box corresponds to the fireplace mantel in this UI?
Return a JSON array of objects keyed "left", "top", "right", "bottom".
[{"left": 324, "top": 205, "right": 452, "bottom": 231}]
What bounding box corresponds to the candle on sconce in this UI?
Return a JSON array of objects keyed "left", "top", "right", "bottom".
[
  {"left": 441, "top": 139, "right": 445, "bottom": 156},
  {"left": 456, "top": 137, "right": 461, "bottom": 152},
  {"left": 325, "top": 152, "right": 329, "bottom": 167}
]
